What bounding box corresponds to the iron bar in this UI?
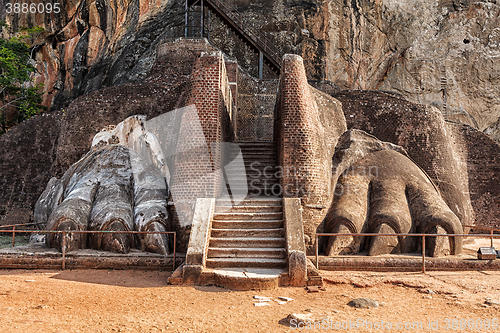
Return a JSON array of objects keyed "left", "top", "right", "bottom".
[
  {"left": 185, "top": 0, "right": 188, "bottom": 37},
  {"left": 1, "top": 229, "right": 177, "bottom": 271},
  {"left": 259, "top": 51, "right": 263, "bottom": 79},
  {"left": 464, "top": 225, "right": 500, "bottom": 232},
  {"left": 62, "top": 231, "right": 66, "bottom": 270},
  {"left": 315, "top": 234, "right": 319, "bottom": 269},
  {"left": 422, "top": 235, "right": 426, "bottom": 273},
  {"left": 173, "top": 233, "right": 177, "bottom": 271},
  {"left": 204, "top": 0, "right": 282, "bottom": 69},
  {"left": 315, "top": 232, "right": 500, "bottom": 273},
  {"left": 0, "top": 222, "right": 44, "bottom": 229},
  {"left": 315, "top": 232, "right": 500, "bottom": 237},
  {"left": 11, "top": 225, "right": 15, "bottom": 247},
  {"left": 200, "top": 0, "right": 204, "bottom": 38}
]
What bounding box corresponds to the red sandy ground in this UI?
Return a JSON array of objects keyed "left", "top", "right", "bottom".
[{"left": 0, "top": 269, "right": 499, "bottom": 332}]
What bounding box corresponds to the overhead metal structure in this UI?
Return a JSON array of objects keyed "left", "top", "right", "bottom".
[{"left": 184, "top": 0, "right": 282, "bottom": 77}]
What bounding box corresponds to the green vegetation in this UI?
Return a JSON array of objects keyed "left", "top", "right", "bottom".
[
  {"left": 0, "top": 20, "right": 46, "bottom": 135},
  {"left": 0, "top": 234, "right": 30, "bottom": 249}
]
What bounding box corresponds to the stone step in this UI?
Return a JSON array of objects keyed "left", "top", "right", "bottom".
[
  {"left": 225, "top": 187, "right": 281, "bottom": 194},
  {"left": 224, "top": 166, "right": 279, "bottom": 174},
  {"left": 209, "top": 237, "right": 285, "bottom": 248},
  {"left": 211, "top": 228, "right": 285, "bottom": 238},
  {"left": 226, "top": 189, "right": 282, "bottom": 197},
  {"left": 239, "top": 150, "right": 277, "bottom": 154},
  {"left": 235, "top": 141, "right": 276, "bottom": 146},
  {"left": 227, "top": 183, "right": 281, "bottom": 189},
  {"left": 213, "top": 212, "right": 283, "bottom": 220},
  {"left": 198, "top": 268, "right": 285, "bottom": 290},
  {"left": 206, "top": 257, "right": 287, "bottom": 268},
  {"left": 214, "top": 205, "right": 282, "bottom": 213},
  {"left": 239, "top": 154, "right": 277, "bottom": 159},
  {"left": 240, "top": 174, "right": 279, "bottom": 180},
  {"left": 236, "top": 148, "right": 276, "bottom": 151},
  {"left": 207, "top": 247, "right": 286, "bottom": 259},
  {"left": 242, "top": 159, "right": 277, "bottom": 165},
  {"left": 224, "top": 176, "right": 280, "bottom": 182},
  {"left": 211, "top": 219, "right": 283, "bottom": 229},
  {"left": 216, "top": 198, "right": 282, "bottom": 206},
  {"left": 238, "top": 150, "right": 277, "bottom": 155}
]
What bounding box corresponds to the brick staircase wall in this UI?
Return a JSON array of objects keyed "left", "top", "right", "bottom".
[
  {"left": 236, "top": 69, "right": 278, "bottom": 141},
  {"left": 274, "top": 54, "right": 347, "bottom": 252}
]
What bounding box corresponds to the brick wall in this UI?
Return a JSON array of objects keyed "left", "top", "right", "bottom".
[
  {"left": 275, "top": 54, "right": 346, "bottom": 251},
  {"left": 237, "top": 70, "right": 278, "bottom": 142},
  {"left": 167, "top": 50, "right": 235, "bottom": 251},
  {"left": 457, "top": 124, "right": 500, "bottom": 229}
]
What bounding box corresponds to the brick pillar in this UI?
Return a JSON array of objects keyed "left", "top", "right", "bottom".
[
  {"left": 276, "top": 54, "right": 330, "bottom": 203},
  {"left": 275, "top": 54, "right": 347, "bottom": 253},
  {"left": 170, "top": 51, "right": 226, "bottom": 232}
]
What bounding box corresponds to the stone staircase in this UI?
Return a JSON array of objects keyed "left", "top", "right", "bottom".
[
  {"left": 169, "top": 196, "right": 316, "bottom": 290},
  {"left": 168, "top": 141, "right": 316, "bottom": 289},
  {"left": 206, "top": 197, "right": 286, "bottom": 269},
  {"left": 225, "top": 141, "right": 280, "bottom": 198}
]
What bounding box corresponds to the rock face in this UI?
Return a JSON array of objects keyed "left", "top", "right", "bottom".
[
  {"left": 303, "top": 0, "right": 500, "bottom": 136},
  {"left": 3, "top": 0, "right": 500, "bottom": 142},
  {"left": 0, "top": 113, "right": 63, "bottom": 224}
]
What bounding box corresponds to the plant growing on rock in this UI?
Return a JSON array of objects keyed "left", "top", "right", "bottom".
[{"left": 0, "top": 20, "right": 46, "bottom": 134}]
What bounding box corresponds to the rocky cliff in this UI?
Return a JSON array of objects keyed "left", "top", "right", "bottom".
[
  {"left": 1, "top": 0, "right": 499, "bottom": 203},
  {"left": 2, "top": 0, "right": 500, "bottom": 142}
]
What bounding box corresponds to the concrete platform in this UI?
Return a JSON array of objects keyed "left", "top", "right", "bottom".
[
  {"left": 0, "top": 243, "right": 183, "bottom": 271},
  {"left": 314, "top": 237, "right": 500, "bottom": 271}
]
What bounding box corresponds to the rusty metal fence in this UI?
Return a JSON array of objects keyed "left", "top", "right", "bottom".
[
  {"left": 316, "top": 227, "right": 500, "bottom": 273},
  {"left": 0, "top": 225, "right": 177, "bottom": 271}
]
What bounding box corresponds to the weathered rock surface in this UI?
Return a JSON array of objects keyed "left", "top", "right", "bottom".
[
  {"left": 347, "top": 297, "right": 379, "bottom": 309},
  {"left": 0, "top": 112, "right": 63, "bottom": 224},
  {"left": 312, "top": 0, "right": 500, "bottom": 138},
  {"left": 3, "top": 0, "right": 500, "bottom": 142}
]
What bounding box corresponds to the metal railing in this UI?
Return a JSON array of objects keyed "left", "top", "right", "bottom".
[
  {"left": 205, "top": 0, "right": 282, "bottom": 70},
  {"left": 0, "top": 229, "right": 177, "bottom": 271},
  {"left": 464, "top": 225, "right": 500, "bottom": 247},
  {"left": 315, "top": 232, "right": 500, "bottom": 273}
]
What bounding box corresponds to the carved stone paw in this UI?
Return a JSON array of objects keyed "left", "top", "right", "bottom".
[
  {"left": 35, "top": 116, "right": 170, "bottom": 254},
  {"left": 324, "top": 134, "right": 463, "bottom": 257}
]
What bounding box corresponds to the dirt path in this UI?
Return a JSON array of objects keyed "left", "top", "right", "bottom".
[{"left": 0, "top": 269, "right": 499, "bottom": 332}]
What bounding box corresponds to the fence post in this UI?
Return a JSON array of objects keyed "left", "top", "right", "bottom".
[
  {"left": 62, "top": 231, "right": 66, "bottom": 270},
  {"left": 422, "top": 235, "right": 426, "bottom": 273},
  {"left": 11, "top": 225, "right": 15, "bottom": 247},
  {"left": 315, "top": 235, "right": 319, "bottom": 269},
  {"left": 491, "top": 230, "right": 494, "bottom": 248},
  {"left": 173, "top": 233, "right": 177, "bottom": 271}
]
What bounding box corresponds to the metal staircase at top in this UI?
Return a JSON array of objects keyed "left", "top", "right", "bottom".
[{"left": 184, "top": 0, "right": 282, "bottom": 76}]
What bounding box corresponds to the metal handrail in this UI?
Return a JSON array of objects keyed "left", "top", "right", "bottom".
[
  {"left": 205, "top": 0, "right": 282, "bottom": 69},
  {"left": 0, "top": 222, "right": 44, "bottom": 229},
  {"left": 315, "top": 232, "right": 500, "bottom": 273},
  {"left": 0, "top": 229, "right": 177, "bottom": 271}
]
